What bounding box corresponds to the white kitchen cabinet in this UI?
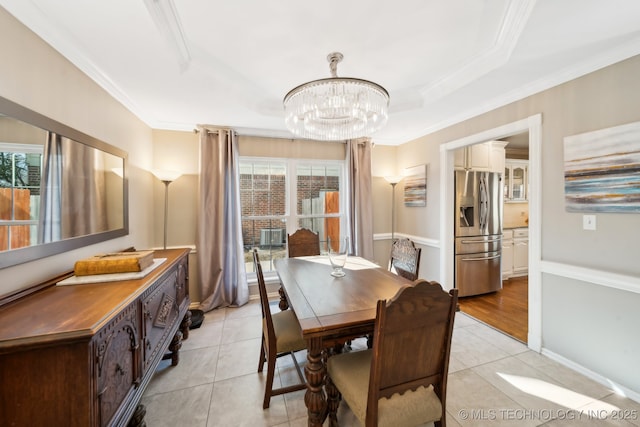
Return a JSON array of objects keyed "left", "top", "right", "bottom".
[
  {"left": 504, "top": 159, "right": 528, "bottom": 202},
  {"left": 513, "top": 228, "right": 528, "bottom": 276},
  {"left": 502, "top": 228, "right": 528, "bottom": 278},
  {"left": 455, "top": 140, "right": 505, "bottom": 173},
  {"left": 490, "top": 141, "right": 507, "bottom": 174},
  {"left": 501, "top": 229, "right": 514, "bottom": 279}
]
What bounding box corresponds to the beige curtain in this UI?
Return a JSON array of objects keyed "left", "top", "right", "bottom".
[
  {"left": 197, "top": 127, "right": 249, "bottom": 311},
  {"left": 345, "top": 138, "right": 374, "bottom": 259}
]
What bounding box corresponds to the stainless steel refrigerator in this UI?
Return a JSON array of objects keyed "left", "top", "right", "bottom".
[{"left": 454, "top": 170, "right": 503, "bottom": 297}]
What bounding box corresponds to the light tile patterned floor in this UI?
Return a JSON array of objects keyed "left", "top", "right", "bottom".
[{"left": 141, "top": 299, "right": 640, "bottom": 426}]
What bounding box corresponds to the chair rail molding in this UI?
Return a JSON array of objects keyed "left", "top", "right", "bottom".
[
  {"left": 540, "top": 260, "right": 640, "bottom": 295},
  {"left": 373, "top": 232, "right": 439, "bottom": 248}
]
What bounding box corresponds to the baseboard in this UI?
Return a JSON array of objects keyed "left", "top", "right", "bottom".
[{"left": 541, "top": 348, "right": 640, "bottom": 404}]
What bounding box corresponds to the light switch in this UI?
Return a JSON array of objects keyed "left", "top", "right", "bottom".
[{"left": 583, "top": 214, "right": 596, "bottom": 230}]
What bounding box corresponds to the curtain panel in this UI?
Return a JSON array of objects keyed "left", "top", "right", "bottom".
[
  {"left": 197, "top": 127, "right": 249, "bottom": 311},
  {"left": 345, "top": 138, "right": 374, "bottom": 260}
]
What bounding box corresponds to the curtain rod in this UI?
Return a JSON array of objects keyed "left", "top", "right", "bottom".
[{"left": 194, "top": 125, "right": 235, "bottom": 135}]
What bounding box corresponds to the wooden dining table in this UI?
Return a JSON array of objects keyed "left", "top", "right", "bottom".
[{"left": 274, "top": 255, "right": 412, "bottom": 427}]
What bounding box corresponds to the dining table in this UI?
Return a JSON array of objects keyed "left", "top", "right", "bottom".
[{"left": 274, "top": 255, "right": 412, "bottom": 427}]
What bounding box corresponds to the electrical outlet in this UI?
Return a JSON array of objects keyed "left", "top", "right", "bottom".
[{"left": 583, "top": 215, "right": 596, "bottom": 231}]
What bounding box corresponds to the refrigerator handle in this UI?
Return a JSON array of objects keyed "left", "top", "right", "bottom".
[
  {"left": 460, "top": 238, "right": 501, "bottom": 244},
  {"left": 460, "top": 254, "right": 501, "bottom": 261},
  {"left": 479, "top": 175, "right": 488, "bottom": 232}
]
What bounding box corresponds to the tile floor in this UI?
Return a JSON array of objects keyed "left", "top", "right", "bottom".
[{"left": 140, "top": 299, "right": 640, "bottom": 426}]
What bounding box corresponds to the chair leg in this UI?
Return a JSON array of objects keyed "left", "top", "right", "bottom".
[
  {"left": 257, "top": 339, "right": 266, "bottom": 373},
  {"left": 366, "top": 334, "right": 374, "bottom": 349},
  {"left": 263, "top": 352, "right": 276, "bottom": 409},
  {"left": 326, "top": 374, "right": 341, "bottom": 426}
]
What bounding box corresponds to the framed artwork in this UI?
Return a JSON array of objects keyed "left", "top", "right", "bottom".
[
  {"left": 564, "top": 121, "right": 640, "bottom": 213},
  {"left": 404, "top": 164, "right": 427, "bottom": 207}
]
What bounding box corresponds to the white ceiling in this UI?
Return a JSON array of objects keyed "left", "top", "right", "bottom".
[{"left": 2, "top": 0, "right": 640, "bottom": 146}]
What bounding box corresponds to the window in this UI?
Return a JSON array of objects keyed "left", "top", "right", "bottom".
[
  {"left": 240, "top": 158, "right": 344, "bottom": 275},
  {"left": 0, "top": 143, "right": 43, "bottom": 251}
]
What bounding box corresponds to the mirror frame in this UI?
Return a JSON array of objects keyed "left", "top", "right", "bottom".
[{"left": 0, "top": 95, "right": 129, "bottom": 269}]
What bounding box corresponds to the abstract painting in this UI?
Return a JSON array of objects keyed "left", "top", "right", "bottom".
[
  {"left": 404, "top": 164, "right": 427, "bottom": 207},
  {"left": 564, "top": 121, "right": 640, "bottom": 212}
]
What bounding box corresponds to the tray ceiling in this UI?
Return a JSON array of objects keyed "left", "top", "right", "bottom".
[{"left": 2, "top": 0, "right": 640, "bottom": 145}]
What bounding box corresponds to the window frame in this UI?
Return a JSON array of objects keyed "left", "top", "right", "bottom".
[{"left": 239, "top": 156, "right": 346, "bottom": 281}]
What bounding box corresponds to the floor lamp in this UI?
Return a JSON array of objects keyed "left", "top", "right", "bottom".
[
  {"left": 152, "top": 170, "right": 182, "bottom": 250},
  {"left": 384, "top": 176, "right": 403, "bottom": 241}
]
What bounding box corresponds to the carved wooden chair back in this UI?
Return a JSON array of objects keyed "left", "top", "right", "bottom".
[
  {"left": 287, "top": 228, "right": 320, "bottom": 258},
  {"left": 327, "top": 280, "right": 458, "bottom": 427},
  {"left": 368, "top": 280, "right": 457, "bottom": 425},
  {"left": 389, "top": 238, "right": 422, "bottom": 281},
  {"left": 253, "top": 249, "right": 306, "bottom": 409}
]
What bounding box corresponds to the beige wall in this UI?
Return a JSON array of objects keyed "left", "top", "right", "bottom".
[
  {"left": 238, "top": 135, "right": 345, "bottom": 159},
  {"left": 151, "top": 129, "right": 199, "bottom": 249},
  {"left": 0, "top": 7, "right": 154, "bottom": 296}
]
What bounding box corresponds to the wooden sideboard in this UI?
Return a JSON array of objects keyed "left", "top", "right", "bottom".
[{"left": 0, "top": 248, "right": 191, "bottom": 427}]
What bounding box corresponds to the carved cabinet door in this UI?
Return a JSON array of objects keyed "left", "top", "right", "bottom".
[
  {"left": 95, "top": 303, "right": 140, "bottom": 427},
  {"left": 142, "top": 270, "right": 180, "bottom": 371}
]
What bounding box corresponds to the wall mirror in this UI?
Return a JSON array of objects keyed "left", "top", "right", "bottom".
[{"left": 0, "top": 95, "right": 128, "bottom": 269}]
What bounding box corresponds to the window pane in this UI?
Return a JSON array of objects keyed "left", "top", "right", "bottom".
[
  {"left": 0, "top": 188, "right": 9, "bottom": 220},
  {"left": 296, "top": 164, "right": 340, "bottom": 215},
  {"left": 0, "top": 225, "right": 7, "bottom": 251},
  {"left": 297, "top": 216, "right": 340, "bottom": 245},
  {"left": 242, "top": 219, "right": 287, "bottom": 273},
  {"left": 240, "top": 161, "right": 287, "bottom": 273},
  {"left": 0, "top": 152, "right": 13, "bottom": 188},
  {"left": 296, "top": 164, "right": 341, "bottom": 245},
  {"left": 239, "top": 161, "right": 286, "bottom": 217}
]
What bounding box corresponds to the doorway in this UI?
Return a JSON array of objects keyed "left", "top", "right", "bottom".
[
  {"left": 455, "top": 133, "right": 530, "bottom": 343},
  {"left": 439, "top": 115, "right": 541, "bottom": 351}
]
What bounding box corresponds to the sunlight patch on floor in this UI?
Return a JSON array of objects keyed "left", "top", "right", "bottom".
[{"left": 498, "top": 372, "right": 620, "bottom": 418}]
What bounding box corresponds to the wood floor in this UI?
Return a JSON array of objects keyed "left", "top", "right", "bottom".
[{"left": 458, "top": 276, "right": 528, "bottom": 343}]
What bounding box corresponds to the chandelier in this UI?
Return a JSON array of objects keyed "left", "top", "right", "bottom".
[{"left": 283, "top": 52, "right": 389, "bottom": 141}]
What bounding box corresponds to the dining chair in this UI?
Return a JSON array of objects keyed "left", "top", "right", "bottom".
[
  {"left": 326, "top": 280, "right": 458, "bottom": 427},
  {"left": 389, "top": 238, "right": 422, "bottom": 281},
  {"left": 253, "top": 249, "right": 307, "bottom": 409},
  {"left": 287, "top": 228, "right": 320, "bottom": 257}
]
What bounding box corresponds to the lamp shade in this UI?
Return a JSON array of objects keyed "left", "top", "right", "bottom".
[
  {"left": 152, "top": 169, "right": 182, "bottom": 182},
  {"left": 384, "top": 175, "right": 404, "bottom": 185}
]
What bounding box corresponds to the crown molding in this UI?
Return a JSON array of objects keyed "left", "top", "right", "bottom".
[
  {"left": 410, "top": 34, "right": 640, "bottom": 142},
  {"left": 419, "top": 0, "right": 537, "bottom": 102}
]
